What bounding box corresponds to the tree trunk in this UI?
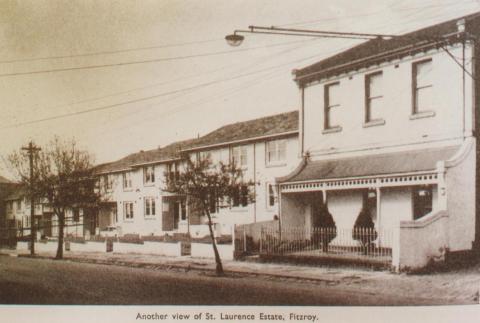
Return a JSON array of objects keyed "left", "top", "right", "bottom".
[
  {"left": 55, "top": 211, "right": 65, "bottom": 259},
  {"left": 203, "top": 204, "right": 224, "bottom": 276}
]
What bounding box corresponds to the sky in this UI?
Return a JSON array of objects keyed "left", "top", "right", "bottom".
[{"left": 1, "top": 0, "right": 480, "bottom": 179}]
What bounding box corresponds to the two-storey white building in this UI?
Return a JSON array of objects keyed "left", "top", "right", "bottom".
[
  {"left": 94, "top": 111, "right": 299, "bottom": 238},
  {"left": 277, "top": 13, "right": 480, "bottom": 270}
]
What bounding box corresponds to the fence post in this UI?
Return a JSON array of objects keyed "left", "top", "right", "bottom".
[
  {"left": 259, "top": 227, "right": 263, "bottom": 254},
  {"left": 243, "top": 227, "right": 247, "bottom": 253}
]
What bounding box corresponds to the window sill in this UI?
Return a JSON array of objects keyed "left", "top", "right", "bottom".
[
  {"left": 123, "top": 188, "right": 133, "bottom": 192},
  {"left": 265, "top": 162, "right": 287, "bottom": 168},
  {"left": 143, "top": 183, "right": 155, "bottom": 187},
  {"left": 144, "top": 216, "right": 157, "bottom": 220},
  {"left": 123, "top": 220, "right": 134, "bottom": 223},
  {"left": 363, "top": 119, "right": 385, "bottom": 128},
  {"left": 410, "top": 111, "right": 435, "bottom": 120},
  {"left": 322, "top": 126, "right": 342, "bottom": 134}
]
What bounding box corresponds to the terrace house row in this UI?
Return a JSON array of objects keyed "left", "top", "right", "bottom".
[
  {"left": 277, "top": 13, "right": 480, "bottom": 270},
  {"left": 93, "top": 111, "right": 299, "bottom": 238}
]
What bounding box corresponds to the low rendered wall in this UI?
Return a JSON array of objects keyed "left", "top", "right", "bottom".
[
  {"left": 69, "top": 241, "right": 106, "bottom": 253},
  {"left": 142, "top": 241, "right": 182, "bottom": 257},
  {"left": 113, "top": 241, "right": 182, "bottom": 257},
  {"left": 398, "top": 210, "right": 448, "bottom": 270},
  {"left": 35, "top": 240, "right": 59, "bottom": 253},
  {"left": 191, "top": 243, "right": 233, "bottom": 260},
  {"left": 17, "top": 241, "right": 29, "bottom": 251}
]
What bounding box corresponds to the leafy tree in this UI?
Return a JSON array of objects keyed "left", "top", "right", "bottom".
[
  {"left": 164, "top": 155, "right": 254, "bottom": 275},
  {"left": 8, "top": 137, "right": 101, "bottom": 259},
  {"left": 352, "top": 207, "right": 377, "bottom": 254},
  {"left": 314, "top": 202, "right": 337, "bottom": 252}
]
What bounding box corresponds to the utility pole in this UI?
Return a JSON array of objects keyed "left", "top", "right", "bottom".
[{"left": 22, "top": 141, "right": 41, "bottom": 255}]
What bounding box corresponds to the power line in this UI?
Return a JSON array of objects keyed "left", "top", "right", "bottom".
[
  {"left": 1, "top": 42, "right": 353, "bottom": 130},
  {"left": 0, "top": 38, "right": 223, "bottom": 65},
  {"left": 0, "top": 39, "right": 315, "bottom": 78},
  {"left": 279, "top": 0, "right": 478, "bottom": 28},
  {"left": 2, "top": 38, "right": 316, "bottom": 123}
]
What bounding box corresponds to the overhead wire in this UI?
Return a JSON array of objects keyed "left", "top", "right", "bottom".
[
  {"left": 0, "top": 38, "right": 222, "bottom": 65},
  {"left": 1, "top": 40, "right": 354, "bottom": 131},
  {"left": 0, "top": 38, "right": 317, "bottom": 78}
]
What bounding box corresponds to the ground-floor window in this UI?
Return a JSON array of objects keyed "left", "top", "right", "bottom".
[
  {"left": 267, "top": 183, "right": 277, "bottom": 208},
  {"left": 124, "top": 202, "right": 134, "bottom": 220},
  {"left": 144, "top": 197, "right": 156, "bottom": 217},
  {"left": 412, "top": 186, "right": 433, "bottom": 220}
]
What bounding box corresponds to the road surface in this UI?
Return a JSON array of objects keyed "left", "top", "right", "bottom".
[{"left": 0, "top": 255, "right": 451, "bottom": 305}]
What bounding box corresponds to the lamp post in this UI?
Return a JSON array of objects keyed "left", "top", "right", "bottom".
[{"left": 225, "top": 25, "right": 394, "bottom": 46}]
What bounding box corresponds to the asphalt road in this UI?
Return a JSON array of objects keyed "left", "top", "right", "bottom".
[{"left": 0, "top": 255, "right": 448, "bottom": 305}]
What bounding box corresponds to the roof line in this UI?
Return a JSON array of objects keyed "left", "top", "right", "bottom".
[
  {"left": 129, "top": 157, "right": 183, "bottom": 168},
  {"left": 181, "top": 130, "right": 299, "bottom": 152},
  {"left": 295, "top": 31, "right": 463, "bottom": 83}
]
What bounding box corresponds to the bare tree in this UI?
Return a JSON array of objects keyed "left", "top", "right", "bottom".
[
  {"left": 165, "top": 156, "right": 254, "bottom": 276},
  {"left": 8, "top": 137, "right": 100, "bottom": 259}
]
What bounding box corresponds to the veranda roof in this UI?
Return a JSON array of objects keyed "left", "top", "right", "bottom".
[{"left": 277, "top": 145, "right": 460, "bottom": 184}]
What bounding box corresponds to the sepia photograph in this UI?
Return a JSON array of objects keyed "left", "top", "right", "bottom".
[{"left": 1, "top": 0, "right": 480, "bottom": 322}]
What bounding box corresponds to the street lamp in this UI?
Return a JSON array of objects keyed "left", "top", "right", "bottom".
[
  {"left": 225, "top": 25, "right": 394, "bottom": 46},
  {"left": 225, "top": 33, "right": 245, "bottom": 47}
]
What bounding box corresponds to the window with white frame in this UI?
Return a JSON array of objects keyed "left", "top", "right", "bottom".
[
  {"left": 231, "top": 146, "right": 248, "bottom": 168},
  {"left": 232, "top": 185, "right": 249, "bottom": 207},
  {"left": 324, "top": 82, "right": 341, "bottom": 130},
  {"left": 267, "top": 183, "right": 277, "bottom": 208},
  {"left": 365, "top": 71, "right": 384, "bottom": 123},
  {"left": 412, "top": 59, "right": 433, "bottom": 115},
  {"left": 124, "top": 202, "right": 134, "bottom": 220},
  {"left": 123, "top": 172, "right": 132, "bottom": 190},
  {"left": 143, "top": 166, "right": 155, "bottom": 185},
  {"left": 144, "top": 197, "right": 156, "bottom": 217},
  {"left": 266, "top": 139, "right": 287, "bottom": 166}
]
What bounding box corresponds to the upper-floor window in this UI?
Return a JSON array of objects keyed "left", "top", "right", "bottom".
[
  {"left": 124, "top": 201, "right": 134, "bottom": 220},
  {"left": 103, "top": 175, "right": 113, "bottom": 191},
  {"left": 123, "top": 172, "right": 132, "bottom": 190},
  {"left": 412, "top": 59, "right": 433, "bottom": 115},
  {"left": 324, "top": 82, "right": 341, "bottom": 132},
  {"left": 231, "top": 146, "right": 248, "bottom": 168},
  {"left": 167, "top": 163, "right": 180, "bottom": 184},
  {"left": 266, "top": 139, "right": 287, "bottom": 166},
  {"left": 365, "top": 71, "right": 384, "bottom": 124},
  {"left": 144, "top": 197, "right": 156, "bottom": 217},
  {"left": 16, "top": 200, "right": 22, "bottom": 211},
  {"left": 143, "top": 166, "right": 155, "bottom": 185}
]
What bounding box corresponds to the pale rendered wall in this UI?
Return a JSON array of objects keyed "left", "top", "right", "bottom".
[
  {"left": 445, "top": 139, "right": 476, "bottom": 251},
  {"left": 303, "top": 45, "right": 472, "bottom": 157}
]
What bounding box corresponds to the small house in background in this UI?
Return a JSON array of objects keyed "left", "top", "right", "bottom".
[{"left": 277, "top": 13, "right": 480, "bottom": 270}]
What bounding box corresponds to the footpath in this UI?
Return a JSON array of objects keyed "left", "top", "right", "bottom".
[{"left": 1, "top": 248, "right": 480, "bottom": 305}]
